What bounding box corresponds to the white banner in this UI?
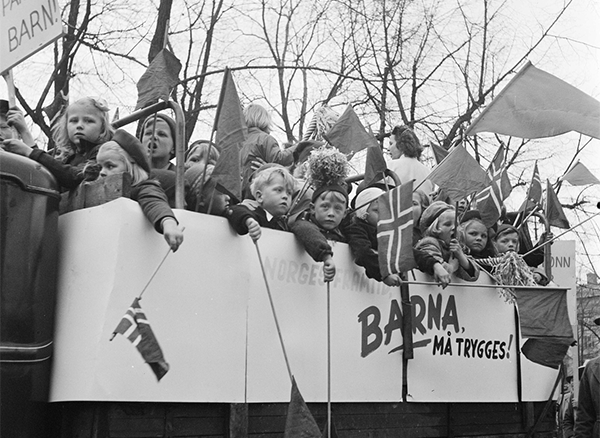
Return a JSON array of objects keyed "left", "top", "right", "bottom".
[
  {"left": 50, "top": 198, "right": 572, "bottom": 403},
  {"left": 1, "top": 0, "right": 63, "bottom": 74}
]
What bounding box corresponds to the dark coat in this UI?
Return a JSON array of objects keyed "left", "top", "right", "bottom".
[
  {"left": 575, "top": 356, "right": 600, "bottom": 437},
  {"left": 228, "top": 201, "right": 288, "bottom": 235},
  {"left": 130, "top": 179, "right": 178, "bottom": 233},
  {"left": 290, "top": 212, "right": 346, "bottom": 263}
]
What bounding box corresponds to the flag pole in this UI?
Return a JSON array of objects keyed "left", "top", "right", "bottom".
[
  {"left": 138, "top": 246, "right": 172, "bottom": 300},
  {"left": 2, "top": 70, "right": 16, "bottom": 107},
  {"left": 522, "top": 211, "right": 600, "bottom": 257},
  {"left": 254, "top": 241, "right": 294, "bottom": 383},
  {"left": 326, "top": 281, "right": 332, "bottom": 438}
]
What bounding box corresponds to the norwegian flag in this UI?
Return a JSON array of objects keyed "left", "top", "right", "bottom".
[
  {"left": 518, "top": 161, "right": 542, "bottom": 213},
  {"left": 377, "top": 181, "right": 416, "bottom": 277},
  {"left": 111, "top": 298, "right": 170, "bottom": 381},
  {"left": 474, "top": 144, "right": 512, "bottom": 227}
]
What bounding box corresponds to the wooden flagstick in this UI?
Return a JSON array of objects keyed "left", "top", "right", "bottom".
[
  {"left": 254, "top": 241, "right": 294, "bottom": 383},
  {"left": 326, "top": 281, "right": 332, "bottom": 438},
  {"left": 138, "top": 246, "right": 173, "bottom": 300},
  {"left": 522, "top": 210, "right": 600, "bottom": 258},
  {"left": 3, "top": 71, "right": 17, "bottom": 107}
]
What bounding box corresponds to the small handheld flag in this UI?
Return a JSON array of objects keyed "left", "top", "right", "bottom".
[
  {"left": 377, "top": 181, "right": 416, "bottom": 278},
  {"left": 111, "top": 298, "right": 170, "bottom": 381}
]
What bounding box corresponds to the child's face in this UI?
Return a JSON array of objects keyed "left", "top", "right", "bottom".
[
  {"left": 412, "top": 193, "right": 423, "bottom": 224},
  {"left": 312, "top": 192, "right": 347, "bottom": 230},
  {"left": 185, "top": 144, "right": 208, "bottom": 170},
  {"left": 66, "top": 103, "right": 104, "bottom": 145},
  {"left": 436, "top": 210, "right": 455, "bottom": 243},
  {"left": 97, "top": 144, "right": 128, "bottom": 178},
  {"left": 365, "top": 200, "right": 379, "bottom": 227},
  {"left": 256, "top": 174, "right": 292, "bottom": 217},
  {"left": 142, "top": 119, "right": 174, "bottom": 162},
  {"left": 464, "top": 221, "right": 488, "bottom": 255},
  {"left": 494, "top": 232, "right": 519, "bottom": 254}
]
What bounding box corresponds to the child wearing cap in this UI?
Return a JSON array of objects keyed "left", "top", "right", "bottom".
[
  {"left": 414, "top": 201, "right": 479, "bottom": 288},
  {"left": 492, "top": 224, "right": 548, "bottom": 285},
  {"left": 97, "top": 129, "right": 184, "bottom": 252},
  {"left": 140, "top": 113, "right": 177, "bottom": 171},
  {"left": 228, "top": 165, "right": 295, "bottom": 239},
  {"left": 184, "top": 163, "right": 231, "bottom": 216}
]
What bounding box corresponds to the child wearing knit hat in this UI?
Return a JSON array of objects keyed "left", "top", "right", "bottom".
[
  {"left": 414, "top": 201, "right": 479, "bottom": 288},
  {"left": 140, "top": 113, "right": 177, "bottom": 171},
  {"left": 97, "top": 129, "right": 184, "bottom": 252}
]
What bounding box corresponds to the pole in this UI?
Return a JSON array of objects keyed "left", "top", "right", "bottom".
[
  {"left": 254, "top": 241, "right": 294, "bottom": 383},
  {"left": 2, "top": 71, "right": 16, "bottom": 107},
  {"left": 326, "top": 282, "right": 332, "bottom": 438}
]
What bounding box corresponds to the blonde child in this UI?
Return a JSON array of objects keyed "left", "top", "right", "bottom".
[
  {"left": 228, "top": 164, "right": 295, "bottom": 239},
  {"left": 96, "top": 129, "right": 184, "bottom": 252},
  {"left": 414, "top": 201, "right": 479, "bottom": 288},
  {"left": 2, "top": 97, "right": 113, "bottom": 190}
]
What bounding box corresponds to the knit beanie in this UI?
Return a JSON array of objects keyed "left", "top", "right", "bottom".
[
  {"left": 494, "top": 223, "right": 518, "bottom": 240},
  {"left": 419, "top": 201, "right": 454, "bottom": 232},
  {"left": 143, "top": 113, "right": 177, "bottom": 159},
  {"left": 354, "top": 187, "right": 384, "bottom": 220},
  {"left": 112, "top": 129, "right": 150, "bottom": 173},
  {"left": 460, "top": 209, "right": 482, "bottom": 224},
  {"left": 311, "top": 184, "right": 348, "bottom": 203}
]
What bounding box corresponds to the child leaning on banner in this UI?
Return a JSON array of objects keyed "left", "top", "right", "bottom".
[
  {"left": 96, "top": 129, "right": 184, "bottom": 252},
  {"left": 228, "top": 164, "right": 295, "bottom": 240},
  {"left": 414, "top": 201, "right": 479, "bottom": 288},
  {"left": 290, "top": 147, "right": 350, "bottom": 283},
  {"left": 2, "top": 97, "right": 114, "bottom": 190}
]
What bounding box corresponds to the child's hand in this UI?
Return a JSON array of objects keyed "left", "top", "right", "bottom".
[
  {"left": 383, "top": 274, "right": 401, "bottom": 287},
  {"left": 449, "top": 239, "right": 464, "bottom": 256},
  {"left": 433, "top": 263, "right": 451, "bottom": 289},
  {"left": 323, "top": 255, "right": 336, "bottom": 282},
  {"left": 7, "top": 109, "right": 35, "bottom": 146},
  {"left": 162, "top": 219, "right": 184, "bottom": 252},
  {"left": 246, "top": 218, "right": 261, "bottom": 241},
  {"left": 2, "top": 139, "right": 33, "bottom": 157}
]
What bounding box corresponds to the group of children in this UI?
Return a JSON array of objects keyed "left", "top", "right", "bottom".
[{"left": 0, "top": 96, "right": 550, "bottom": 288}]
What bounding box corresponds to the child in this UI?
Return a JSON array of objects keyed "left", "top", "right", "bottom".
[
  {"left": 96, "top": 129, "right": 184, "bottom": 252},
  {"left": 184, "top": 140, "right": 219, "bottom": 170},
  {"left": 184, "top": 163, "right": 231, "bottom": 216},
  {"left": 290, "top": 147, "right": 350, "bottom": 283},
  {"left": 414, "top": 201, "right": 479, "bottom": 288},
  {"left": 492, "top": 224, "right": 548, "bottom": 285},
  {"left": 458, "top": 210, "right": 496, "bottom": 257},
  {"left": 140, "top": 113, "right": 177, "bottom": 171},
  {"left": 0, "top": 101, "right": 35, "bottom": 146},
  {"left": 3, "top": 97, "right": 113, "bottom": 190},
  {"left": 346, "top": 186, "right": 401, "bottom": 286},
  {"left": 411, "top": 188, "right": 431, "bottom": 244},
  {"left": 228, "top": 165, "right": 295, "bottom": 240}
]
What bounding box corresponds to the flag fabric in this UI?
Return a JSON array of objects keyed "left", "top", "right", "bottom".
[
  {"left": 427, "top": 144, "right": 489, "bottom": 203},
  {"left": 112, "top": 108, "right": 120, "bottom": 124},
  {"left": 518, "top": 162, "right": 542, "bottom": 213},
  {"left": 561, "top": 161, "right": 600, "bottom": 186},
  {"left": 430, "top": 143, "right": 449, "bottom": 165},
  {"left": 210, "top": 68, "right": 247, "bottom": 202},
  {"left": 362, "top": 145, "right": 387, "bottom": 187},
  {"left": 284, "top": 377, "right": 321, "bottom": 438},
  {"left": 545, "top": 180, "right": 570, "bottom": 229},
  {"left": 111, "top": 298, "right": 170, "bottom": 381},
  {"left": 473, "top": 144, "right": 512, "bottom": 227},
  {"left": 323, "top": 105, "right": 379, "bottom": 156},
  {"left": 377, "top": 181, "right": 417, "bottom": 278},
  {"left": 465, "top": 61, "right": 600, "bottom": 139},
  {"left": 135, "top": 49, "right": 182, "bottom": 110},
  {"left": 515, "top": 287, "right": 575, "bottom": 369}
]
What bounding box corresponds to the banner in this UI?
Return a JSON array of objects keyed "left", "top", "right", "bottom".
[
  {"left": 1, "top": 0, "right": 63, "bottom": 74},
  {"left": 50, "top": 198, "right": 570, "bottom": 403}
]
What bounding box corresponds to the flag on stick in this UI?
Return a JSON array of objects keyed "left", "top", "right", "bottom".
[
  {"left": 362, "top": 145, "right": 388, "bottom": 188},
  {"left": 561, "top": 160, "right": 600, "bottom": 186},
  {"left": 518, "top": 162, "right": 542, "bottom": 213},
  {"left": 427, "top": 144, "right": 489, "bottom": 203},
  {"left": 465, "top": 61, "right": 600, "bottom": 139},
  {"left": 430, "top": 143, "right": 449, "bottom": 165},
  {"left": 135, "top": 49, "right": 182, "bottom": 110},
  {"left": 284, "top": 377, "right": 322, "bottom": 438},
  {"left": 545, "top": 180, "right": 570, "bottom": 229},
  {"left": 474, "top": 144, "right": 512, "bottom": 227},
  {"left": 111, "top": 298, "right": 170, "bottom": 381},
  {"left": 377, "top": 181, "right": 417, "bottom": 278},
  {"left": 323, "top": 105, "right": 379, "bottom": 156},
  {"left": 211, "top": 69, "right": 247, "bottom": 202}
]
